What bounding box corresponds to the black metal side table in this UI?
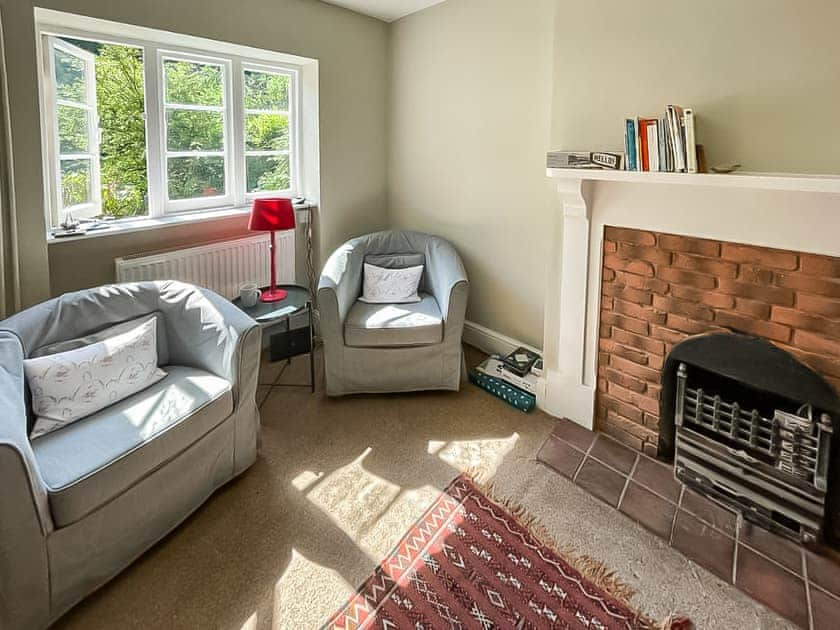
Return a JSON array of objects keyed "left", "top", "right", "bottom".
[{"left": 232, "top": 284, "right": 314, "bottom": 392}]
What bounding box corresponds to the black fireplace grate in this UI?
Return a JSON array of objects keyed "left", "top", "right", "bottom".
[{"left": 675, "top": 360, "right": 834, "bottom": 543}]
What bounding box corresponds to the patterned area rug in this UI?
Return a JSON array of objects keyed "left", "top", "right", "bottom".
[{"left": 325, "top": 474, "right": 689, "bottom": 629}]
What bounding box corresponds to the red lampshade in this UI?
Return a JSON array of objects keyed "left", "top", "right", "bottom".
[{"left": 248, "top": 198, "right": 295, "bottom": 232}]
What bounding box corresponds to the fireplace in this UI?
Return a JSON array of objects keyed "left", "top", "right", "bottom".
[
  {"left": 594, "top": 225, "right": 840, "bottom": 546},
  {"left": 539, "top": 170, "right": 840, "bottom": 625}
]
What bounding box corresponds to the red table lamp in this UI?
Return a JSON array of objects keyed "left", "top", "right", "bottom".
[{"left": 249, "top": 197, "right": 296, "bottom": 302}]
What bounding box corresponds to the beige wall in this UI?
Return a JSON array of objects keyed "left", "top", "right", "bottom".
[
  {"left": 551, "top": 0, "right": 840, "bottom": 173},
  {"left": 388, "top": 0, "right": 558, "bottom": 348},
  {"left": 389, "top": 0, "right": 840, "bottom": 350},
  {"left": 0, "top": 0, "right": 388, "bottom": 301}
]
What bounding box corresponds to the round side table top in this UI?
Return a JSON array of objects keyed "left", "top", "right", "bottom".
[{"left": 232, "top": 284, "right": 311, "bottom": 325}]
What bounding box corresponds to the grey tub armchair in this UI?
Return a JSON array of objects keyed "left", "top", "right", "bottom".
[
  {"left": 318, "top": 230, "right": 469, "bottom": 395},
  {"left": 0, "top": 281, "right": 262, "bottom": 629}
]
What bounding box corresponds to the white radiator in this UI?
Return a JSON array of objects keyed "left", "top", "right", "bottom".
[{"left": 115, "top": 233, "right": 295, "bottom": 300}]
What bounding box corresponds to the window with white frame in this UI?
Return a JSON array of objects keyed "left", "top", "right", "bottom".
[{"left": 40, "top": 25, "right": 299, "bottom": 231}]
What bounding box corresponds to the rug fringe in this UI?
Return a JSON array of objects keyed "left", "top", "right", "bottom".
[{"left": 460, "top": 469, "right": 692, "bottom": 630}]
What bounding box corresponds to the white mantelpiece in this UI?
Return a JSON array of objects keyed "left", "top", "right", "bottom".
[{"left": 538, "top": 169, "right": 840, "bottom": 429}]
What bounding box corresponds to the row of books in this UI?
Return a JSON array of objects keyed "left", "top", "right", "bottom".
[{"left": 625, "top": 105, "right": 698, "bottom": 173}]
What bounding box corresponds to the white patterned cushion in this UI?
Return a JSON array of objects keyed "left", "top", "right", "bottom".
[
  {"left": 24, "top": 317, "right": 166, "bottom": 439},
  {"left": 359, "top": 263, "right": 423, "bottom": 304}
]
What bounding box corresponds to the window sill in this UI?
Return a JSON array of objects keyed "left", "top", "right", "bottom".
[{"left": 46, "top": 203, "right": 312, "bottom": 244}]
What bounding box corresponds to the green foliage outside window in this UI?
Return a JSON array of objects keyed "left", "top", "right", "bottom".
[{"left": 55, "top": 40, "right": 293, "bottom": 219}]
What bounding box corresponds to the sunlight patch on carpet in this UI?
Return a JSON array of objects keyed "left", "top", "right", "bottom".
[
  {"left": 306, "top": 448, "right": 401, "bottom": 542},
  {"left": 291, "top": 469, "right": 323, "bottom": 491},
  {"left": 273, "top": 549, "right": 354, "bottom": 630},
  {"left": 435, "top": 433, "right": 519, "bottom": 477},
  {"left": 360, "top": 484, "right": 442, "bottom": 558},
  {"left": 238, "top": 611, "right": 258, "bottom": 630}
]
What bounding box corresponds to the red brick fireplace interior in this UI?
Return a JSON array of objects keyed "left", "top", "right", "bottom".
[{"left": 597, "top": 226, "right": 840, "bottom": 456}]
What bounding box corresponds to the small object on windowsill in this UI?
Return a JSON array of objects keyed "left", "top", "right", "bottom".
[
  {"left": 292, "top": 196, "right": 306, "bottom": 205},
  {"left": 711, "top": 162, "right": 742, "bottom": 174},
  {"left": 52, "top": 228, "right": 87, "bottom": 238},
  {"left": 530, "top": 358, "right": 544, "bottom": 377}
]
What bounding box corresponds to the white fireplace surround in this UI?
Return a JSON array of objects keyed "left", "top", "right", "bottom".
[{"left": 538, "top": 169, "right": 840, "bottom": 429}]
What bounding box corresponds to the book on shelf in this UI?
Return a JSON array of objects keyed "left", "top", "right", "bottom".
[
  {"left": 684, "top": 108, "right": 697, "bottom": 173},
  {"left": 646, "top": 122, "right": 660, "bottom": 172},
  {"left": 624, "top": 119, "right": 638, "bottom": 171},
  {"left": 547, "top": 151, "right": 624, "bottom": 170},
  {"left": 623, "top": 105, "right": 700, "bottom": 173}
]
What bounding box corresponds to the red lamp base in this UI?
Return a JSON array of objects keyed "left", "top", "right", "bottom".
[{"left": 260, "top": 287, "right": 288, "bottom": 302}]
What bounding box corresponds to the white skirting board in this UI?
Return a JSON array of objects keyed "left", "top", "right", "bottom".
[
  {"left": 462, "top": 320, "right": 549, "bottom": 411},
  {"left": 462, "top": 320, "right": 541, "bottom": 359}
]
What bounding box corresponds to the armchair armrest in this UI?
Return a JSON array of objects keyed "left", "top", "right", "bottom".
[
  {"left": 0, "top": 332, "right": 51, "bottom": 629},
  {"left": 424, "top": 240, "right": 470, "bottom": 323},
  {"left": 156, "top": 281, "right": 262, "bottom": 406},
  {"left": 318, "top": 241, "right": 363, "bottom": 341}
]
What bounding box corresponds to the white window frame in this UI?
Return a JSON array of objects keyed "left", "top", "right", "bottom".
[
  {"left": 44, "top": 36, "right": 103, "bottom": 224},
  {"left": 158, "top": 51, "right": 234, "bottom": 213},
  {"left": 241, "top": 63, "right": 298, "bottom": 200},
  {"left": 36, "top": 16, "right": 305, "bottom": 232}
]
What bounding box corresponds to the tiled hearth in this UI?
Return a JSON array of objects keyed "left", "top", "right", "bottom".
[{"left": 537, "top": 419, "right": 840, "bottom": 630}]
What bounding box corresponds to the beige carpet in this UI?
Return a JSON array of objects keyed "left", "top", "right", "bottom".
[{"left": 54, "top": 347, "right": 795, "bottom": 630}]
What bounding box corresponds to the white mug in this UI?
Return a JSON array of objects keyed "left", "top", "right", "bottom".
[{"left": 240, "top": 283, "right": 262, "bottom": 308}]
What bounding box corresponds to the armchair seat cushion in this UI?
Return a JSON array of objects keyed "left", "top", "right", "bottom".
[
  {"left": 344, "top": 294, "right": 443, "bottom": 348},
  {"left": 32, "top": 366, "right": 232, "bottom": 527}
]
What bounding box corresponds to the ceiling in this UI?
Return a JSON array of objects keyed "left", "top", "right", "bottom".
[{"left": 321, "top": 0, "right": 447, "bottom": 22}]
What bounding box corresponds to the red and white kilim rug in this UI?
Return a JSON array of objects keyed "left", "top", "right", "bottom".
[{"left": 325, "top": 475, "right": 686, "bottom": 630}]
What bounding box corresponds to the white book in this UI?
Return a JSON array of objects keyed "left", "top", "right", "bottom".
[
  {"left": 647, "top": 124, "right": 660, "bottom": 172},
  {"left": 476, "top": 357, "right": 538, "bottom": 394},
  {"left": 684, "top": 108, "right": 697, "bottom": 173},
  {"left": 667, "top": 105, "right": 686, "bottom": 172}
]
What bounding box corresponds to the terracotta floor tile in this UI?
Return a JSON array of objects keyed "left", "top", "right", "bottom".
[
  {"left": 736, "top": 546, "right": 808, "bottom": 629},
  {"left": 632, "top": 455, "right": 681, "bottom": 503},
  {"left": 680, "top": 487, "right": 737, "bottom": 536},
  {"left": 551, "top": 418, "right": 596, "bottom": 451},
  {"left": 620, "top": 482, "right": 677, "bottom": 539},
  {"left": 807, "top": 548, "right": 840, "bottom": 598},
  {"left": 739, "top": 520, "right": 803, "bottom": 575},
  {"left": 810, "top": 584, "right": 840, "bottom": 630},
  {"left": 672, "top": 511, "right": 735, "bottom": 583},
  {"left": 536, "top": 435, "right": 584, "bottom": 479},
  {"left": 574, "top": 457, "right": 627, "bottom": 508},
  {"left": 589, "top": 434, "right": 637, "bottom": 474}
]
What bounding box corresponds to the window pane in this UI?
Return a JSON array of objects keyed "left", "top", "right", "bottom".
[
  {"left": 57, "top": 38, "right": 149, "bottom": 220},
  {"left": 246, "top": 154, "right": 290, "bottom": 193},
  {"left": 245, "top": 113, "right": 289, "bottom": 151},
  {"left": 164, "top": 60, "right": 223, "bottom": 106},
  {"left": 60, "top": 159, "right": 92, "bottom": 208},
  {"left": 244, "top": 70, "right": 289, "bottom": 110},
  {"left": 168, "top": 156, "right": 226, "bottom": 200},
  {"left": 54, "top": 47, "right": 86, "bottom": 102},
  {"left": 166, "top": 109, "right": 224, "bottom": 151},
  {"left": 57, "top": 105, "right": 89, "bottom": 153}
]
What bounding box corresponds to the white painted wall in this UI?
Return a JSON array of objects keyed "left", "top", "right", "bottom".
[
  {"left": 388, "top": 0, "right": 558, "bottom": 348},
  {"left": 389, "top": 0, "right": 840, "bottom": 350}
]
